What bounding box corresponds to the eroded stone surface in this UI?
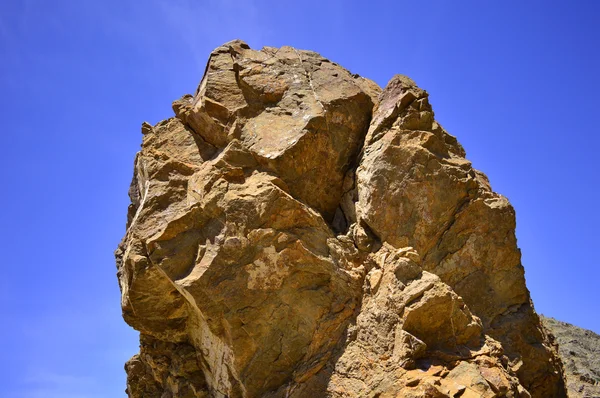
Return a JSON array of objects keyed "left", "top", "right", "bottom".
[
  {"left": 116, "top": 40, "right": 566, "bottom": 397},
  {"left": 542, "top": 316, "right": 600, "bottom": 398},
  {"left": 356, "top": 75, "right": 565, "bottom": 397},
  {"left": 172, "top": 40, "right": 376, "bottom": 221}
]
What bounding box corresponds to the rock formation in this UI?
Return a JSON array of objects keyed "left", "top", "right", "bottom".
[
  {"left": 542, "top": 317, "right": 600, "bottom": 398},
  {"left": 116, "top": 40, "right": 567, "bottom": 397}
]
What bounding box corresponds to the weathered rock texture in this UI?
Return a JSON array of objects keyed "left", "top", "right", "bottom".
[
  {"left": 542, "top": 316, "right": 600, "bottom": 398},
  {"left": 116, "top": 40, "right": 567, "bottom": 397}
]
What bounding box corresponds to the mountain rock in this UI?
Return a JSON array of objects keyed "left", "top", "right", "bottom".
[
  {"left": 116, "top": 40, "right": 567, "bottom": 397},
  {"left": 542, "top": 317, "right": 600, "bottom": 398}
]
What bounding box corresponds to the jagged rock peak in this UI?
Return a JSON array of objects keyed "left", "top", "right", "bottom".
[{"left": 116, "top": 40, "right": 567, "bottom": 398}]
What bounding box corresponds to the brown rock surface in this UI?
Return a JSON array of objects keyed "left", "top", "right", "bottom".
[{"left": 116, "top": 40, "right": 567, "bottom": 397}]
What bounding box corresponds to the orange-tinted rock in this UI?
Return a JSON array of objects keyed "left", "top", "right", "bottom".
[
  {"left": 356, "top": 75, "right": 566, "bottom": 397},
  {"left": 116, "top": 41, "right": 566, "bottom": 397}
]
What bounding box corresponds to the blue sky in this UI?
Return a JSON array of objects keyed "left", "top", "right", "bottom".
[{"left": 1, "top": 1, "right": 598, "bottom": 396}]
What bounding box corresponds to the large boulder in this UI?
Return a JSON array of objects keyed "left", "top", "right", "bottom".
[{"left": 116, "top": 41, "right": 566, "bottom": 397}]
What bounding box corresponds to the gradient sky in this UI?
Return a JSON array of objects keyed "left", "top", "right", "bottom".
[{"left": 1, "top": 1, "right": 598, "bottom": 397}]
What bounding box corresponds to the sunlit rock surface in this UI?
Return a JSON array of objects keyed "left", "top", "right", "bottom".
[{"left": 116, "top": 40, "right": 566, "bottom": 397}]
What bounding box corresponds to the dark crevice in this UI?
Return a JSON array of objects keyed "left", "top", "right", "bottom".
[{"left": 422, "top": 193, "right": 473, "bottom": 266}]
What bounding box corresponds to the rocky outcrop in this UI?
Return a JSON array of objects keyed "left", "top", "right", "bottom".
[
  {"left": 542, "top": 317, "right": 600, "bottom": 398},
  {"left": 116, "top": 40, "right": 567, "bottom": 397}
]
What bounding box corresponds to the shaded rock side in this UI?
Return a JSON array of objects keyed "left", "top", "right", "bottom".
[
  {"left": 542, "top": 316, "right": 600, "bottom": 398},
  {"left": 116, "top": 40, "right": 566, "bottom": 397}
]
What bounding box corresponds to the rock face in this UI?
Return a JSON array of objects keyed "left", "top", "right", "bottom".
[
  {"left": 542, "top": 317, "right": 600, "bottom": 398},
  {"left": 116, "top": 40, "right": 567, "bottom": 397}
]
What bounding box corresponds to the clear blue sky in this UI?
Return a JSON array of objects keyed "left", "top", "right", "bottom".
[{"left": 1, "top": 1, "right": 598, "bottom": 397}]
